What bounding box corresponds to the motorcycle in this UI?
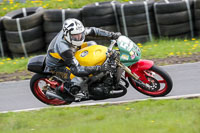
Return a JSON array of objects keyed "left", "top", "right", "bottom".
[{"left": 27, "top": 36, "right": 173, "bottom": 105}]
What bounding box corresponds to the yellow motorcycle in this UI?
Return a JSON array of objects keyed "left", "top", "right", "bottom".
[{"left": 28, "top": 36, "right": 173, "bottom": 105}]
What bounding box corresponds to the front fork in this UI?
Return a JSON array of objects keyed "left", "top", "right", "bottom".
[
  {"left": 116, "top": 59, "right": 139, "bottom": 80},
  {"left": 116, "top": 59, "right": 151, "bottom": 89}
]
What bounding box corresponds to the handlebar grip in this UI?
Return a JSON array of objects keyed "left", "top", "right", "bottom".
[{"left": 108, "top": 40, "right": 117, "bottom": 51}]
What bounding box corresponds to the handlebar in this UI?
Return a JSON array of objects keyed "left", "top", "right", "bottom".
[
  {"left": 108, "top": 40, "right": 117, "bottom": 51},
  {"left": 104, "top": 40, "right": 117, "bottom": 65}
]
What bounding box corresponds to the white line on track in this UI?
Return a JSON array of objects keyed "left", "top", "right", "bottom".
[{"left": 1, "top": 93, "right": 200, "bottom": 114}]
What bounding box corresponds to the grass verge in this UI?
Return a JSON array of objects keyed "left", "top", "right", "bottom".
[
  {"left": 0, "top": 56, "right": 29, "bottom": 74},
  {"left": 140, "top": 38, "right": 200, "bottom": 59},
  {"left": 0, "top": 0, "right": 128, "bottom": 16},
  {"left": 0, "top": 98, "right": 200, "bottom": 133}
]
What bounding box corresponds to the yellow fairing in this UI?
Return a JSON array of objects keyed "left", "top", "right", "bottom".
[{"left": 75, "top": 45, "right": 108, "bottom": 66}]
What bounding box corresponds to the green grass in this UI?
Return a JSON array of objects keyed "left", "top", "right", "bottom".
[
  {"left": 0, "top": 0, "right": 131, "bottom": 17},
  {"left": 0, "top": 57, "right": 29, "bottom": 73},
  {"left": 140, "top": 38, "right": 200, "bottom": 59},
  {"left": 0, "top": 98, "right": 200, "bottom": 133}
]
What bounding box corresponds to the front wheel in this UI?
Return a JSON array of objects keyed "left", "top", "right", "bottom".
[
  {"left": 128, "top": 65, "right": 173, "bottom": 97},
  {"left": 30, "top": 73, "right": 71, "bottom": 105}
]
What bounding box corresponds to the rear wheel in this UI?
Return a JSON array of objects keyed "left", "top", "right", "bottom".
[
  {"left": 30, "top": 73, "right": 71, "bottom": 105},
  {"left": 128, "top": 65, "right": 173, "bottom": 97}
]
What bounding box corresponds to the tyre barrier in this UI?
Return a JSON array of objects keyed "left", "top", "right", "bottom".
[
  {"left": 82, "top": 1, "right": 120, "bottom": 45},
  {"left": 154, "top": 0, "right": 194, "bottom": 38},
  {"left": 5, "top": 26, "right": 43, "bottom": 43},
  {"left": 0, "top": 0, "right": 200, "bottom": 57},
  {"left": 8, "top": 38, "right": 44, "bottom": 54},
  {"left": 117, "top": 0, "right": 156, "bottom": 43},
  {"left": 194, "top": 0, "right": 200, "bottom": 36},
  {"left": 86, "top": 25, "right": 119, "bottom": 45},
  {"left": 43, "top": 8, "right": 81, "bottom": 22},
  {"left": 0, "top": 17, "right": 10, "bottom": 57},
  {"left": 0, "top": 17, "right": 3, "bottom": 31},
  {"left": 82, "top": 1, "right": 119, "bottom": 27},
  {"left": 43, "top": 8, "right": 82, "bottom": 48},
  {"left": 2, "top": 7, "right": 44, "bottom": 57}
]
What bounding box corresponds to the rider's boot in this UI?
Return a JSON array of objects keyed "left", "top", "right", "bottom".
[{"left": 56, "top": 83, "right": 75, "bottom": 102}]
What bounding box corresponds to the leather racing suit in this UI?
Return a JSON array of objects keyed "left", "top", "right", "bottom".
[{"left": 45, "top": 27, "right": 120, "bottom": 78}]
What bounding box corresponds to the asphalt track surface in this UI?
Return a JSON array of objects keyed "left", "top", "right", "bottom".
[{"left": 0, "top": 62, "right": 200, "bottom": 112}]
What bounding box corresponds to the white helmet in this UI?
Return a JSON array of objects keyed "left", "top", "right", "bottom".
[{"left": 63, "top": 18, "right": 85, "bottom": 47}]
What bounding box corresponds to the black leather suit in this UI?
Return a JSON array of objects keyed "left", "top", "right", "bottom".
[{"left": 45, "top": 27, "right": 120, "bottom": 77}]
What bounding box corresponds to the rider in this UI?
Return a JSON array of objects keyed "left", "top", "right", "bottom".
[{"left": 45, "top": 18, "right": 121, "bottom": 94}]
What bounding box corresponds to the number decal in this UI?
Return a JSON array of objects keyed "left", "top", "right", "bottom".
[{"left": 119, "top": 41, "right": 133, "bottom": 51}]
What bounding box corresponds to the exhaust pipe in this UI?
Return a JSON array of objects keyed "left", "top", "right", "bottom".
[{"left": 45, "top": 91, "right": 64, "bottom": 101}]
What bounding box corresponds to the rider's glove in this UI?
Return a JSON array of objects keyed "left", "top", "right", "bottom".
[
  {"left": 111, "top": 32, "right": 121, "bottom": 40},
  {"left": 96, "top": 63, "right": 111, "bottom": 72},
  {"left": 112, "top": 50, "right": 119, "bottom": 60}
]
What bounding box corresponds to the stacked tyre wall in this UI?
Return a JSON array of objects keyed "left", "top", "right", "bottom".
[
  {"left": 82, "top": 1, "right": 120, "bottom": 44},
  {"left": 2, "top": 7, "right": 44, "bottom": 57},
  {"left": 0, "top": 17, "right": 9, "bottom": 57},
  {"left": 117, "top": 0, "right": 157, "bottom": 43},
  {"left": 194, "top": 0, "right": 200, "bottom": 36},
  {"left": 154, "top": 0, "right": 194, "bottom": 38},
  {"left": 0, "top": 0, "right": 199, "bottom": 57},
  {"left": 43, "top": 8, "right": 82, "bottom": 49}
]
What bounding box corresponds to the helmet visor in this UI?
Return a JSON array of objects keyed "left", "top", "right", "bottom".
[{"left": 71, "top": 32, "right": 85, "bottom": 41}]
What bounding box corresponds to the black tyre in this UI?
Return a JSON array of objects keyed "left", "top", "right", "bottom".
[
  {"left": 8, "top": 37, "right": 44, "bottom": 54},
  {"left": 116, "top": 1, "right": 154, "bottom": 16},
  {"left": 120, "top": 23, "right": 157, "bottom": 36},
  {"left": 156, "top": 11, "right": 189, "bottom": 25},
  {"left": 154, "top": 0, "right": 190, "bottom": 14},
  {"left": 195, "top": 31, "right": 200, "bottom": 37},
  {"left": 194, "top": 0, "right": 200, "bottom": 9},
  {"left": 0, "top": 41, "right": 10, "bottom": 56},
  {"left": 128, "top": 65, "right": 173, "bottom": 97},
  {"left": 3, "top": 7, "right": 44, "bottom": 31},
  {"left": 83, "top": 14, "right": 116, "bottom": 27},
  {"left": 0, "top": 17, "right": 4, "bottom": 30},
  {"left": 194, "top": 20, "right": 200, "bottom": 31},
  {"left": 85, "top": 36, "right": 110, "bottom": 45},
  {"left": 5, "top": 26, "right": 43, "bottom": 43},
  {"left": 99, "top": 25, "right": 118, "bottom": 32},
  {"left": 0, "top": 18, "right": 6, "bottom": 48},
  {"left": 119, "top": 12, "right": 155, "bottom": 27},
  {"left": 43, "top": 9, "right": 82, "bottom": 22},
  {"left": 82, "top": 1, "right": 116, "bottom": 17},
  {"left": 0, "top": 30, "right": 6, "bottom": 41},
  {"left": 194, "top": 9, "right": 200, "bottom": 20},
  {"left": 43, "top": 21, "right": 62, "bottom": 32},
  {"left": 129, "top": 35, "right": 151, "bottom": 43},
  {"left": 45, "top": 32, "right": 58, "bottom": 44},
  {"left": 159, "top": 22, "right": 190, "bottom": 36},
  {"left": 30, "top": 73, "right": 70, "bottom": 105}
]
